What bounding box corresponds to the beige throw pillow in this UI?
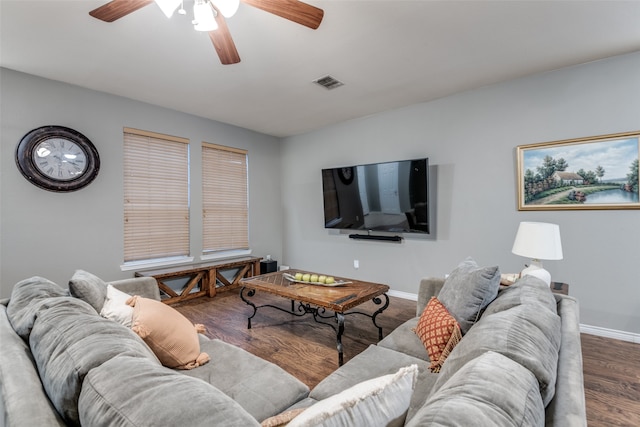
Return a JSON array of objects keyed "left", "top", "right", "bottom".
[
  {"left": 287, "top": 364, "right": 418, "bottom": 427},
  {"left": 127, "top": 296, "right": 210, "bottom": 370}
]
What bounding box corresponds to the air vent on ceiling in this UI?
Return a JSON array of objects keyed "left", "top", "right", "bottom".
[{"left": 313, "top": 75, "right": 344, "bottom": 90}]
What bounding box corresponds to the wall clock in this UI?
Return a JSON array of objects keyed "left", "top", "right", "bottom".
[{"left": 15, "top": 125, "right": 100, "bottom": 192}]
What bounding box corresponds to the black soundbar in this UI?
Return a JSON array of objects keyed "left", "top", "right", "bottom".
[{"left": 348, "top": 233, "right": 403, "bottom": 242}]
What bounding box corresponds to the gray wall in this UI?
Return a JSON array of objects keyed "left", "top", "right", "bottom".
[
  {"left": 0, "top": 68, "right": 283, "bottom": 297},
  {"left": 281, "top": 51, "right": 640, "bottom": 335},
  {"left": 2, "top": 52, "right": 639, "bottom": 336}
]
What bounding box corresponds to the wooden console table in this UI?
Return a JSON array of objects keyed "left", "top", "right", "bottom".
[{"left": 135, "top": 256, "right": 262, "bottom": 304}]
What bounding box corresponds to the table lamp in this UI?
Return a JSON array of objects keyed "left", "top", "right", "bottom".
[{"left": 511, "top": 221, "right": 563, "bottom": 285}]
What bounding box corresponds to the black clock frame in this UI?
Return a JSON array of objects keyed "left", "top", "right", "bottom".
[{"left": 15, "top": 125, "right": 100, "bottom": 192}]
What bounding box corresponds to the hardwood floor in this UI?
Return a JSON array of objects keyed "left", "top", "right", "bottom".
[
  {"left": 173, "top": 289, "right": 640, "bottom": 426},
  {"left": 173, "top": 289, "right": 416, "bottom": 386},
  {"left": 581, "top": 334, "right": 640, "bottom": 427}
]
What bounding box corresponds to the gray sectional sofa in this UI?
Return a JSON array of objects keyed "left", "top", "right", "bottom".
[
  {"left": 1, "top": 269, "right": 586, "bottom": 426},
  {"left": 0, "top": 275, "right": 308, "bottom": 427},
  {"left": 283, "top": 274, "right": 587, "bottom": 426}
]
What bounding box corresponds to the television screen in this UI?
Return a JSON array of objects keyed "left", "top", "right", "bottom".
[{"left": 322, "top": 158, "right": 429, "bottom": 234}]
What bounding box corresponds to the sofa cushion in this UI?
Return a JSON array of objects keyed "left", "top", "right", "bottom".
[
  {"left": 68, "top": 270, "right": 108, "bottom": 313},
  {"left": 288, "top": 365, "right": 418, "bottom": 427},
  {"left": 406, "top": 351, "right": 544, "bottom": 427},
  {"left": 6, "top": 276, "right": 68, "bottom": 340},
  {"left": 432, "top": 303, "right": 561, "bottom": 406},
  {"left": 99, "top": 284, "right": 134, "bottom": 327},
  {"left": 437, "top": 257, "right": 500, "bottom": 334},
  {"left": 128, "top": 295, "right": 210, "bottom": 369},
  {"left": 482, "top": 274, "right": 557, "bottom": 317},
  {"left": 378, "top": 318, "right": 429, "bottom": 361},
  {"left": 79, "top": 356, "right": 260, "bottom": 427},
  {"left": 29, "top": 297, "right": 159, "bottom": 425},
  {"left": 180, "top": 338, "right": 310, "bottom": 422},
  {"left": 414, "top": 297, "right": 462, "bottom": 373},
  {"left": 310, "top": 345, "right": 437, "bottom": 423}
]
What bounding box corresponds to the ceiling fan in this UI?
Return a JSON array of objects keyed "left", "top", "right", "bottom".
[{"left": 89, "top": 0, "right": 324, "bottom": 65}]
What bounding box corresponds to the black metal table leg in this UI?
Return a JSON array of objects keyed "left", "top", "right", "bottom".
[
  {"left": 371, "top": 293, "right": 390, "bottom": 341},
  {"left": 239, "top": 287, "right": 257, "bottom": 329},
  {"left": 336, "top": 313, "right": 345, "bottom": 366},
  {"left": 238, "top": 289, "right": 389, "bottom": 367}
]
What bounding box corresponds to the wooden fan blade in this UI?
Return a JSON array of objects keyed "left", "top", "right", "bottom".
[
  {"left": 241, "top": 0, "right": 324, "bottom": 30},
  {"left": 209, "top": 14, "right": 241, "bottom": 65},
  {"left": 89, "top": 0, "right": 154, "bottom": 22}
]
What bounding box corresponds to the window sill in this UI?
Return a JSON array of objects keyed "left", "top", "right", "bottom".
[
  {"left": 200, "top": 249, "right": 252, "bottom": 262},
  {"left": 120, "top": 256, "right": 195, "bottom": 272}
]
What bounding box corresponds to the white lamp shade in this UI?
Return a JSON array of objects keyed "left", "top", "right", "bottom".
[
  {"left": 512, "top": 222, "right": 563, "bottom": 261},
  {"left": 155, "top": 0, "right": 181, "bottom": 18},
  {"left": 212, "top": 0, "right": 240, "bottom": 18}
]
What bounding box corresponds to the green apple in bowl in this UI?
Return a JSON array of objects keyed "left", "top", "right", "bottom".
[
  {"left": 310, "top": 274, "right": 319, "bottom": 283},
  {"left": 325, "top": 276, "right": 335, "bottom": 284},
  {"left": 318, "top": 275, "right": 327, "bottom": 284},
  {"left": 302, "top": 273, "right": 311, "bottom": 282},
  {"left": 294, "top": 272, "right": 303, "bottom": 281}
]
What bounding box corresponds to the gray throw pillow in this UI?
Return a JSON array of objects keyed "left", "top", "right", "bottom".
[
  {"left": 406, "top": 351, "right": 544, "bottom": 427},
  {"left": 6, "top": 276, "right": 68, "bottom": 340},
  {"left": 68, "top": 270, "right": 108, "bottom": 313},
  {"left": 437, "top": 257, "right": 500, "bottom": 334},
  {"left": 29, "top": 297, "right": 159, "bottom": 425}
]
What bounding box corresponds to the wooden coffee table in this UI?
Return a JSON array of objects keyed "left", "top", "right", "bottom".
[{"left": 239, "top": 269, "right": 390, "bottom": 366}]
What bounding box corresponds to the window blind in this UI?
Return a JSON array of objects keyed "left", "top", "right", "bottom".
[
  {"left": 124, "top": 128, "right": 190, "bottom": 262},
  {"left": 202, "top": 142, "right": 248, "bottom": 253}
]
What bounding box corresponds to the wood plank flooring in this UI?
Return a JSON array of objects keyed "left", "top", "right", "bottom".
[
  {"left": 173, "top": 289, "right": 416, "bottom": 386},
  {"left": 581, "top": 334, "right": 640, "bottom": 427},
  {"left": 173, "top": 289, "right": 640, "bottom": 426}
]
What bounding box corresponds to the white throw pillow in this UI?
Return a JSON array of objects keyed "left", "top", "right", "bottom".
[
  {"left": 100, "top": 284, "right": 134, "bottom": 327},
  {"left": 288, "top": 364, "right": 418, "bottom": 427}
]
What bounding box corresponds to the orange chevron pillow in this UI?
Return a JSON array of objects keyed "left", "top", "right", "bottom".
[{"left": 414, "top": 297, "right": 462, "bottom": 373}]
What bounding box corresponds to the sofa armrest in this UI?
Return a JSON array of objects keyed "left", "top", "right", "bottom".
[
  {"left": 545, "top": 295, "right": 587, "bottom": 426},
  {"left": 416, "top": 277, "right": 445, "bottom": 316},
  {"left": 108, "top": 277, "right": 161, "bottom": 301},
  {"left": 0, "top": 306, "right": 67, "bottom": 427}
]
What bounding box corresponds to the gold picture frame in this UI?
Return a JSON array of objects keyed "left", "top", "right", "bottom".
[{"left": 516, "top": 131, "right": 640, "bottom": 210}]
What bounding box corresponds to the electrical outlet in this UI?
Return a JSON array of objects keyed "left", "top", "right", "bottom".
[{"left": 353, "top": 259, "right": 359, "bottom": 269}]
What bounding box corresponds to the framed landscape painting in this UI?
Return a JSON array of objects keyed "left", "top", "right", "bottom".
[{"left": 516, "top": 131, "right": 640, "bottom": 210}]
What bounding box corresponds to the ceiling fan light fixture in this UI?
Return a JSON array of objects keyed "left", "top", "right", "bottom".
[
  {"left": 193, "top": 0, "right": 218, "bottom": 31},
  {"left": 211, "top": 0, "right": 240, "bottom": 18},
  {"left": 155, "top": 0, "right": 181, "bottom": 18},
  {"left": 178, "top": 0, "right": 187, "bottom": 15}
]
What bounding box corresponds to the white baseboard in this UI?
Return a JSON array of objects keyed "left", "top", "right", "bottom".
[
  {"left": 387, "top": 290, "right": 418, "bottom": 301},
  {"left": 388, "top": 290, "right": 639, "bottom": 344},
  {"left": 580, "top": 324, "right": 640, "bottom": 344}
]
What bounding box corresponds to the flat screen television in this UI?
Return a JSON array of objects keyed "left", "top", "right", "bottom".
[{"left": 321, "top": 158, "right": 429, "bottom": 235}]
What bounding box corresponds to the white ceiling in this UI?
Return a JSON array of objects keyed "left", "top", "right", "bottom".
[{"left": 2, "top": 0, "right": 640, "bottom": 137}]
